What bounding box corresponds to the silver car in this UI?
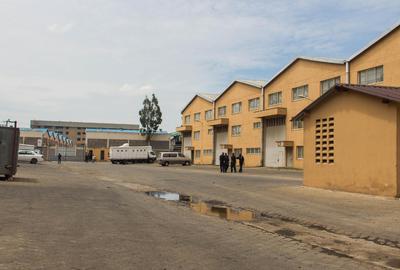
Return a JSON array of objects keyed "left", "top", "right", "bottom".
[{"left": 159, "top": 152, "right": 191, "bottom": 166}]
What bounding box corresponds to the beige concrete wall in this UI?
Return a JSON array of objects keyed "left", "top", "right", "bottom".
[
  {"left": 215, "top": 82, "right": 262, "bottom": 167},
  {"left": 303, "top": 91, "right": 399, "bottom": 197},
  {"left": 350, "top": 27, "right": 400, "bottom": 86},
  {"left": 86, "top": 131, "right": 169, "bottom": 142},
  {"left": 181, "top": 96, "right": 214, "bottom": 164}
]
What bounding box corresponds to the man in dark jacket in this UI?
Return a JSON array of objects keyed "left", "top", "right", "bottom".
[
  {"left": 219, "top": 153, "right": 224, "bottom": 173},
  {"left": 230, "top": 153, "right": 237, "bottom": 173},
  {"left": 238, "top": 153, "right": 244, "bottom": 173},
  {"left": 57, "top": 153, "right": 62, "bottom": 164},
  {"left": 224, "top": 153, "right": 229, "bottom": 172}
]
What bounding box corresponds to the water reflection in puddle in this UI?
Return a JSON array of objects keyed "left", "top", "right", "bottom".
[
  {"left": 145, "top": 191, "right": 180, "bottom": 201},
  {"left": 146, "top": 191, "right": 254, "bottom": 221}
]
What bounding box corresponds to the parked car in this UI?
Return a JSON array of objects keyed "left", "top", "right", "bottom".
[
  {"left": 18, "top": 150, "right": 43, "bottom": 164},
  {"left": 158, "top": 152, "right": 191, "bottom": 166}
]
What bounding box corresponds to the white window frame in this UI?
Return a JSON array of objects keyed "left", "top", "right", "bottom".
[
  {"left": 248, "top": 98, "right": 260, "bottom": 111},
  {"left": 231, "top": 125, "right": 241, "bottom": 136},
  {"left": 195, "top": 150, "right": 201, "bottom": 158},
  {"left": 184, "top": 115, "right": 190, "bottom": 125},
  {"left": 218, "top": 106, "right": 226, "bottom": 117},
  {"left": 194, "top": 112, "right": 201, "bottom": 122},
  {"left": 205, "top": 110, "right": 213, "bottom": 120},
  {"left": 292, "top": 85, "right": 309, "bottom": 101},
  {"left": 253, "top": 122, "right": 261, "bottom": 129},
  {"left": 246, "top": 148, "right": 261, "bottom": 155},
  {"left": 358, "top": 66, "right": 383, "bottom": 84},
  {"left": 296, "top": 146, "right": 304, "bottom": 159},
  {"left": 268, "top": 92, "right": 282, "bottom": 106},
  {"left": 193, "top": 131, "right": 200, "bottom": 140},
  {"left": 321, "top": 76, "right": 340, "bottom": 95},
  {"left": 203, "top": 149, "right": 213, "bottom": 156},
  {"left": 231, "top": 102, "right": 242, "bottom": 114},
  {"left": 292, "top": 119, "right": 304, "bottom": 129}
]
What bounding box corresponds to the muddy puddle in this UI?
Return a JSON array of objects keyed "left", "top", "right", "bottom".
[{"left": 146, "top": 191, "right": 254, "bottom": 221}]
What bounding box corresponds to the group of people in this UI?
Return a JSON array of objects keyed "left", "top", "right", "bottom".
[{"left": 219, "top": 152, "right": 244, "bottom": 173}]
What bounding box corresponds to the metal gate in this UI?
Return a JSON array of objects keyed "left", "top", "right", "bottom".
[{"left": 264, "top": 117, "right": 286, "bottom": 167}]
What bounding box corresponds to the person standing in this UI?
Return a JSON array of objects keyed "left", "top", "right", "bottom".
[
  {"left": 230, "top": 153, "right": 237, "bottom": 173},
  {"left": 238, "top": 153, "right": 244, "bottom": 173},
  {"left": 219, "top": 153, "right": 224, "bottom": 173},
  {"left": 224, "top": 153, "right": 229, "bottom": 173},
  {"left": 57, "top": 153, "right": 62, "bottom": 164}
]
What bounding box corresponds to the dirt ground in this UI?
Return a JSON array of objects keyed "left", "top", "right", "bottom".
[{"left": 0, "top": 162, "right": 398, "bottom": 270}]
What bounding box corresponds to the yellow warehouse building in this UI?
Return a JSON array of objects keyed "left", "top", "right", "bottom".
[{"left": 176, "top": 23, "right": 400, "bottom": 169}]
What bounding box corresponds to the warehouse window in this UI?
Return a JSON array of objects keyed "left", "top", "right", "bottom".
[
  {"left": 253, "top": 122, "right": 261, "bottom": 129},
  {"left": 268, "top": 92, "right": 282, "bottom": 106},
  {"left": 292, "top": 119, "right": 304, "bottom": 129},
  {"left": 184, "top": 115, "right": 190, "bottom": 124},
  {"left": 246, "top": 148, "right": 261, "bottom": 155},
  {"left": 231, "top": 102, "right": 242, "bottom": 114},
  {"left": 358, "top": 66, "right": 383, "bottom": 84},
  {"left": 234, "top": 148, "right": 242, "bottom": 156},
  {"left": 203, "top": 149, "right": 213, "bottom": 156},
  {"left": 248, "top": 98, "right": 260, "bottom": 111},
  {"left": 218, "top": 106, "right": 226, "bottom": 117},
  {"left": 315, "top": 117, "right": 334, "bottom": 164},
  {"left": 194, "top": 131, "right": 200, "bottom": 140},
  {"left": 194, "top": 112, "right": 201, "bottom": 122},
  {"left": 205, "top": 110, "right": 213, "bottom": 120},
  {"left": 296, "top": 146, "right": 304, "bottom": 159},
  {"left": 195, "top": 150, "right": 201, "bottom": 158},
  {"left": 321, "top": 76, "right": 340, "bottom": 94},
  {"left": 231, "top": 125, "right": 241, "bottom": 136},
  {"left": 292, "top": 85, "right": 308, "bottom": 101}
]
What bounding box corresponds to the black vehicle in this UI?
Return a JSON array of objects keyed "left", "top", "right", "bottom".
[{"left": 0, "top": 121, "right": 19, "bottom": 180}]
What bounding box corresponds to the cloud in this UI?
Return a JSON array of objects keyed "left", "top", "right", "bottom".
[
  {"left": 118, "top": 84, "right": 154, "bottom": 96},
  {"left": 47, "top": 23, "right": 74, "bottom": 33}
]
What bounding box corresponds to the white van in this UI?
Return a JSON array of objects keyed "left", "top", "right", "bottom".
[{"left": 110, "top": 144, "right": 156, "bottom": 164}]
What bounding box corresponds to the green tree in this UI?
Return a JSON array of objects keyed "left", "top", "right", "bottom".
[{"left": 139, "top": 94, "right": 163, "bottom": 144}]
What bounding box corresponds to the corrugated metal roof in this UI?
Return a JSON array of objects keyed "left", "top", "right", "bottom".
[
  {"left": 292, "top": 84, "right": 400, "bottom": 121},
  {"left": 236, "top": 80, "right": 268, "bottom": 88},
  {"left": 197, "top": 93, "right": 219, "bottom": 102},
  {"left": 349, "top": 22, "right": 400, "bottom": 61},
  {"left": 181, "top": 92, "right": 218, "bottom": 113},
  {"left": 31, "top": 120, "right": 139, "bottom": 130},
  {"left": 85, "top": 128, "right": 169, "bottom": 135},
  {"left": 264, "top": 57, "right": 346, "bottom": 88},
  {"left": 20, "top": 128, "right": 48, "bottom": 133},
  {"left": 214, "top": 79, "right": 267, "bottom": 102}
]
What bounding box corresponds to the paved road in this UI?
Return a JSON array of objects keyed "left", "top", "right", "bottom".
[
  {"left": 78, "top": 162, "right": 400, "bottom": 246},
  {"left": 0, "top": 162, "right": 396, "bottom": 269}
]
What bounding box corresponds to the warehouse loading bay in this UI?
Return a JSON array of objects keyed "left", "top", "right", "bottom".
[{"left": 1, "top": 161, "right": 399, "bottom": 270}]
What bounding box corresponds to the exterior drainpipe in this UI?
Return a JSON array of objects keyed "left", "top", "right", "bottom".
[
  {"left": 260, "top": 85, "right": 265, "bottom": 166},
  {"left": 345, "top": 61, "right": 350, "bottom": 84},
  {"left": 212, "top": 101, "right": 216, "bottom": 165}
]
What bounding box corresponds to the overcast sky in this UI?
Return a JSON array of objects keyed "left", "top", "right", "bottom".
[{"left": 1, "top": 0, "right": 400, "bottom": 131}]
